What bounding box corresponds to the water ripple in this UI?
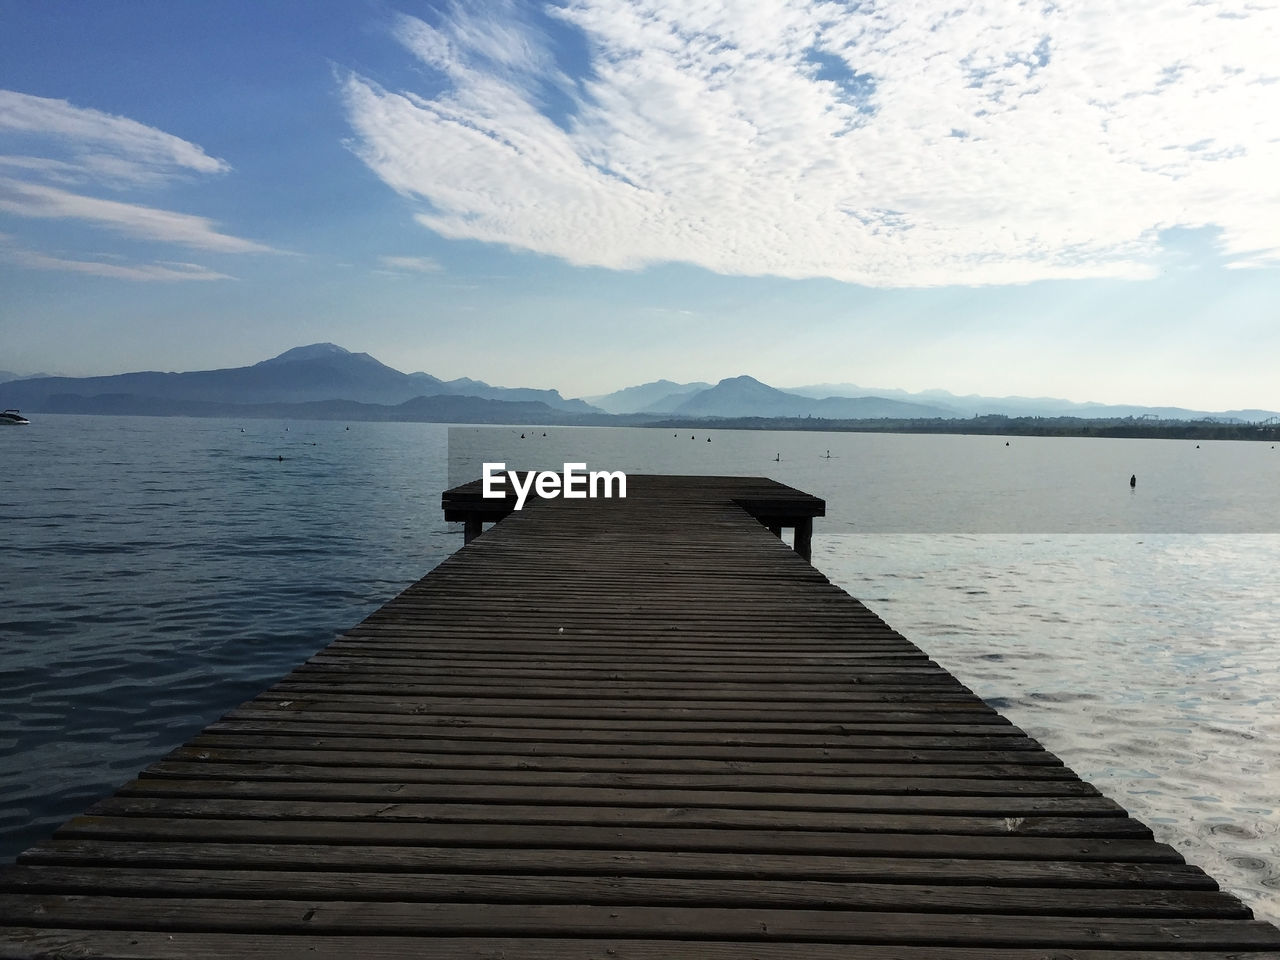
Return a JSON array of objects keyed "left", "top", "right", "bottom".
[
  {"left": 1, "top": 416, "right": 454, "bottom": 862},
  {"left": 817, "top": 532, "right": 1280, "bottom": 926}
]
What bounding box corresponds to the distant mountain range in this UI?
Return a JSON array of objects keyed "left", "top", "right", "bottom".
[
  {"left": 2, "top": 344, "right": 1275, "bottom": 425},
  {"left": 590, "top": 377, "right": 1277, "bottom": 422},
  {"left": 584, "top": 379, "right": 710, "bottom": 414},
  {"left": 0, "top": 343, "right": 597, "bottom": 420},
  {"left": 783, "top": 381, "right": 1278, "bottom": 423},
  {"left": 661, "top": 376, "right": 953, "bottom": 419},
  {"left": 0, "top": 369, "right": 54, "bottom": 383}
]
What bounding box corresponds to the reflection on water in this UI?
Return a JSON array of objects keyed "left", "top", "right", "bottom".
[{"left": 815, "top": 533, "right": 1280, "bottom": 925}]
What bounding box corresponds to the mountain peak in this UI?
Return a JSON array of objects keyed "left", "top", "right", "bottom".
[
  {"left": 585, "top": 379, "right": 712, "bottom": 414},
  {"left": 259, "top": 343, "right": 352, "bottom": 365}
]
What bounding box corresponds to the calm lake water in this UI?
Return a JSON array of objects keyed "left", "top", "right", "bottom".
[{"left": 2, "top": 415, "right": 1278, "bottom": 924}]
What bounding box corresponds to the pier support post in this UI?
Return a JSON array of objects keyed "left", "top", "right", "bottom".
[
  {"left": 463, "top": 514, "right": 483, "bottom": 544},
  {"left": 793, "top": 517, "right": 813, "bottom": 562}
]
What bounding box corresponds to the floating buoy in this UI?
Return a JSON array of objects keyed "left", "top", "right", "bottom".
[{"left": 1130, "top": 474, "right": 1136, "bottom": 488}]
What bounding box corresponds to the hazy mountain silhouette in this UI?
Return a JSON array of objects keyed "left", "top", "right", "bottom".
[
  {"left": 784, "top": 381, "right": 1278, "bottom": 422},
  {"left": 6, "top": 346, "right": 1273, "bottom": 425},
  {"left": 587, "top": 379, "right": 712, "bottom": 414},
  {"left": 34, "top": 392, "right": 581, "bottom": 424},
  {"left": 671, "top": 375, "right": 953, "bottom": 419},
  {"left": 0, "top": 369, "right": 54, "bottom": 383},
  {"left": 438, "top": 376, "right": 597, "bottom": 413},
  {"left": 0, "top": 343, "right": 600, "bottom": 415}
]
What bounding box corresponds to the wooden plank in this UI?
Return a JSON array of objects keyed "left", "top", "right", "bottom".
[
  {"left": 149, "top": 757, "right": 1095, "bottom": 798},
  {"left": 0, "top": 866, "right": 1247, "bottom": 915},
  {"left": 214, "top": 712, "right": 1041, "bottom": 740},
  {"left": 2, "top": 930, "right": 1273, "bottom": 960},
  {"left": 112, "top": 776, "right": 1135, "bottom": 815},
  {"left": 169, "top": 750, "right": 1073, "bottom": 781},
  {"left": 18, "top": 840, "right": 1219, "bottom": 888},
  {"left": 0, "top": 870, "right": 1244, "bottom": 921},
  {"left": 312, "top": 658, "right": 944, "bottom": 674},
  {"left": 52, "top": 817, "right": 1181, "bottom": 862},
  {"left": 280, "top": 674, "right": 973, "bottom": 694},
  {"left": 308, "top": 651, "right": 936, "bottom": 667},
  {"left": 135, "top": 761, "right": 1102, "bottom": 797},
  {"left": 193, "top": 730, "right": 1066, "bottom": 764},
  {"left": 4, "top": 896, "right": 1279, "bottom": 947},
  {"left": 83, "top": 797, "right": 1154, "bottom": 837},
  {"left": 298, "top": 640, "right": 934, "bottom": 654},
  {"left": 270, "top": 686, "right": 977, "bottom": 705},
  {"left": 156, "top": 748, "right": 1084, "bottom": 786},
  {"left": 238, "top": 698, "right": 1008, "bottom": 723}
]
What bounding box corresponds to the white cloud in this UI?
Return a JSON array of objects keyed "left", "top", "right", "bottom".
[
  {"left": 342, "top": 0, "right": 1280, "bottom": 287},
  {"left": 380, "top": 254, "right": 443, "bottom": 272},
  {"left": 0, "top": 90, "right": 228, "bottom": 185},
  {"left": 0, "top": 179, "right": 276, "bottom": 253},
  {"left": 1, "top": 245, "right": 232, "bottom": 281},
  {"left": 0, "top": 90, "right": 274, "bottom": 276}
]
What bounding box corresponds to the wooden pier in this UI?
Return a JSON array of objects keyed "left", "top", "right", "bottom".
[{"left": 2, "top": 475, "right": 1278, "bottom": 958}]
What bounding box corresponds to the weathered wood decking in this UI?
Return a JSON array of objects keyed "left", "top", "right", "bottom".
[{"left": 2, "top": 475, "right": 1278, "bottom": 958}]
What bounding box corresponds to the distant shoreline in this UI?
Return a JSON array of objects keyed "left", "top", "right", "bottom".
[
  {"left": 644, "top": 414, "right": 1280, "bottom": 442},
  {"left": 16, "top": 401, "right": 1279, "bottom": 442}
]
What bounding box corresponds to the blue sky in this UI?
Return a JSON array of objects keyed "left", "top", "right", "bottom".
[{"left": 1, "top": 0, "right": 1278, "bottom": 410}]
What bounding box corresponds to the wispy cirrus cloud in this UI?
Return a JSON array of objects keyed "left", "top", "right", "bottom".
[
  {"left": 0, "top": 244, "right": 232, "bottom": 282},
  {"left": 0, "top": 89, "right": 275, "bottom": 278},
  {"left": 379, "top": 254, "right": 443, "bottom": 273},
  {"left": 0, "top": 179, "right": 274, "bottom": 253},
  {"left": 0, "top": 90, "right": 228, "bottom": 185},
  {"left": 342, "top": 0, "right": 1280, "bottom": 287}
]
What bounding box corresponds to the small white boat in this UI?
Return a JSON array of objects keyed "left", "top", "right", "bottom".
[{"left": 0, "top": 409, "right": 30, "bottom": 425}]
